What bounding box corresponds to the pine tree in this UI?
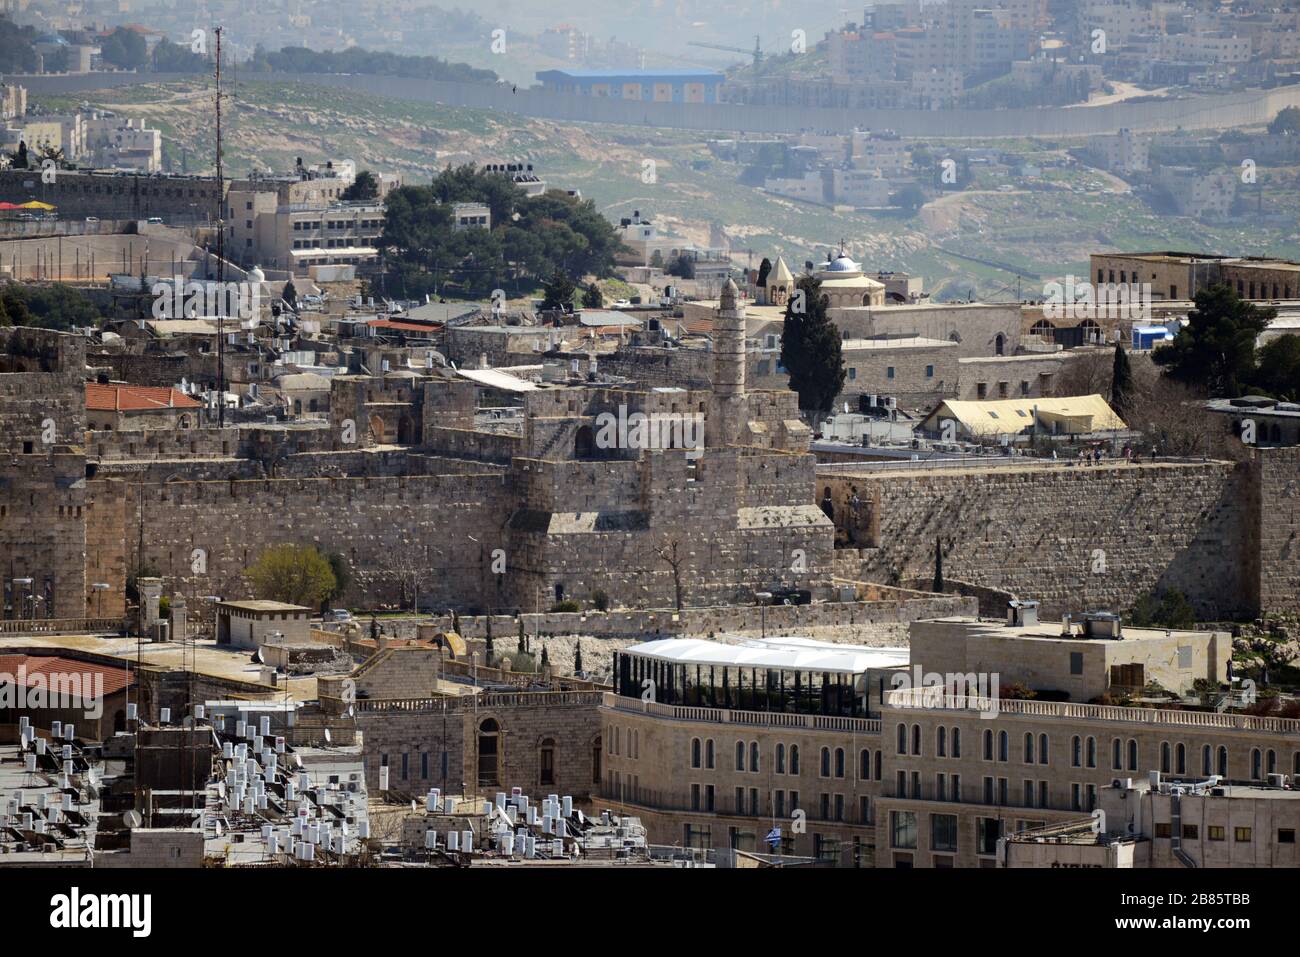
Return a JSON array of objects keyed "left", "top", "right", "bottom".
[
  {"left": 780, "top": 275, "right": 845, "bottom": 414},
  {"left": 1110, "top": 344, "right": 1133, "bottom": 417},
  {"left": 517, "top": 618, "right": 526, "bottom": 655},
  {"left": 756, "top": 257, "right": 772, "bottom": 288},
  {"left": 541, "top": 645, "right": 549, "bottom": 668},
  {"left": 542, "top": 269, "right": 576, "bottom": 312}
]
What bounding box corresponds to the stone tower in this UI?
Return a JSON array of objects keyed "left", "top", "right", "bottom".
[
  {"left": 712, "top": 278, "right": 746, "bottom": 397},
  {"left": 707, "top": 278, "right": 748, "bottom": 448}
]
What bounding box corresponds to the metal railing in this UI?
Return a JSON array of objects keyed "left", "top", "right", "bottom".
[
  {"left": 354, "top": 690, "right": 606, "bottom": 714},
  {"left": 0, "top": 617, "right": 126, "bottom": 635},
  {"left": 603, "top": 692, "right": 882, "bottom": 734},
  {"left": 884, "top": 688, "right": 1300, "bottom": 735}
]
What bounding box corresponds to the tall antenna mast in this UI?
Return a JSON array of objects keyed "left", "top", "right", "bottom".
[{"left": 214, "top": 25, "right": 226, "bottom": 428}]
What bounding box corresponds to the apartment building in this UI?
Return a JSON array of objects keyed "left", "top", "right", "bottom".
[
  {"left": 1089, "top": 252, "right": 1300, "bottom": 302},
  {"left": 227, "top": 169, "right": 382, "bottom": 275},
  {"left": 597, "top": 607, "right": 1293, "bottom": 868},
  {"left": 1005, "top": 774, "right": 1300, "bottom": 868}
]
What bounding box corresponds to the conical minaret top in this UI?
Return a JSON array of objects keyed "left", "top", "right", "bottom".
[{"left": 720, "top": 276, "right": 738, "bottom": 311}]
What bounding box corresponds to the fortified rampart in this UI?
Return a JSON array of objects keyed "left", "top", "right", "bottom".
[{"left": 821, "top": 458, "right": 1261, "bottom": 620}]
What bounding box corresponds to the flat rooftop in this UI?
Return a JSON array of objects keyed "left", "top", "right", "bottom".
[
  {"left": 919, "top": 615, "right": 1216, "bottom": 645},
  {"left": 624, "top": 635, "right": 909, "bottom": 674}
]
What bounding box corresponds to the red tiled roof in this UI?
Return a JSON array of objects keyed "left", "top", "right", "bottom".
[
  {"left": 0, "top": 654, "right": 133, "bottom": 698},
  {"left": 85, "top": 383, "right": 202, "bottom": 412}
]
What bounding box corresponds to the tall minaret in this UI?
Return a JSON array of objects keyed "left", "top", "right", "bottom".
[
  {"left": 712, "top": 277, "right": 746, "bottom": 397},
  {"left": 707, "top": 277, "right": 748, "bottom": 448}
]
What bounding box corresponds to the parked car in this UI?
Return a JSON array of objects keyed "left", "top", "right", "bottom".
[{"left": 331, "top": 608, "right": 352, "bottom": 622}]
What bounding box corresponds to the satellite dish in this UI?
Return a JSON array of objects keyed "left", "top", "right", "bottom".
[
  {"left": 410, "top": 800, "right": 417, "bottom": 812},
  {"left": 253, "top": 649, "right": 263, "bottom": 664},
  {"left": 323, "top": 728, "right": 331, "bottom": 744},
  {"left": 123, "top": 810, "right": 143, "bottom": 828},
  {"left": 215, "top": 820, "right": 225, "bottom": 838},
  {"left": 346, "top": 705, "right": 355, "bottom": 718}
]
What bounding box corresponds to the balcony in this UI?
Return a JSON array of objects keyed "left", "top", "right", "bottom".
[
  {"left": 602, "top": 692, "right": 881, "bottom": 734},
  {"left": 884, "top": 688, "right": 1300, "bottom": 736}
]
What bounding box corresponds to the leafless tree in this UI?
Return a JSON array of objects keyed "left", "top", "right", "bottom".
[{"left": 655, "top": 536, "right": 686, "bottom": 611}]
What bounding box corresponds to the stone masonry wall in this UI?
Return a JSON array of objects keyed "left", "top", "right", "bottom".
[{"left": 823, "top": 460, "right": 1254, "bottom": 620}]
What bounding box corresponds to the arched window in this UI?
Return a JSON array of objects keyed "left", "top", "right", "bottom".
[
  {"left": 1030, "top": 318, "right": 1055, "bottom": 341},
  {"left": 1071, "top": 736, "right": 1082, "bottom": 768},
  {"left": 994, "top": 332, "right": 1005, "bottom": 356},
  {"left": 750, "top": 741, "right": 759, "bottom": 773},
  {"left": 1203, "top": 745, "right": 1213, "bottom": 776},
  {"left": 1176, "top": 743, "right": 1186, "bottom": 775},
  {"left": 790, "top": 745, "right": 800, "bottom": 775},
  {"left": 912, "top": 725, "right": 922, "bottom": 757},
  {"left": 705, "top": 739, "right": 715, "bottom": 769},
  {"left": 998, "top": 731, "right": 1009, "bottom": 762},
  {"left": 690, "top": 738, "right": 701, "bottom": 769},
  {"left": 897, "top": 723, "right": 908, "bottom": 755},
  {"left": 821, "top": 747, "right": 831, "bottom": 777},
  {"left": 776, "top": 743, "right": 786, "bottom": 774},
  {"left": 1268, "top": 749, "right": 1277, "bottom": 776},
  {"left": 1161, "top": 742, "right": 1171, "bottom": 774},
  {"left": 1024, "top": 732, "right": 1035, "bottom": 764},
  {"left": 540, "top": 737, "right": 556, "bottom": 786},
  {"left": 937, "top": 726, "right": 947, "bottom": 757},
  {"left": 1251, "top": 748, "right": 1262, "bottom": 780},
  {"left": 592, "top": 736, "right": 602, "bottom": 785},
  {"left": 835, "top": 748, "right": 845, "bottom": 779},
  {"left": 1127, "top": 739, "right": 1138, "bottom": 771},
  {"left": 983, "top": 729, "right": 994, "bottom": 761},
  {"left": 1039, "top": 733, "right": 1049, "bottom": 766},
  {"left": 477, "top": 718, "right": 500, "bottom": 787},
  {"left": 952, "top": 728, "right": 961, "bottom": 759},
  {"left": 860, "top": 748, "right": 871, "bottom": 780},
  {"left": 1086, "top": 737, "right": 1096, "bottom": 769},
  {"left": 1217, "top": 746, "right": 1228, "bottom": 777},
  {"left": 736, "top": 740, "right": 746, "bottom": 772},
  {"left": 1113, "top": 738, "right": 1123, "bottom": 771}
]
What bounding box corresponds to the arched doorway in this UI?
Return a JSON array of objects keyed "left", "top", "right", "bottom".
[
  {"left": 994, "top": 333, "right": 1005, "bottom": 356},
  {"left": 573, "top": 424, "right": 595, "bottom": 459},
  {"left": 477, "top": 718, "right": 500, "bottom": 787}
]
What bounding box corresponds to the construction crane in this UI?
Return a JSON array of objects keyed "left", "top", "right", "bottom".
[{"left": 687, "top": 35, "right": 762, "bottom": 68}]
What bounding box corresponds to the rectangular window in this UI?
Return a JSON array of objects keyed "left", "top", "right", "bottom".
[
  {"left": 925, "top": 365, "right": 934, "bottom": 378},
  {"left": 887, "top": 367, "right": 895, "bottom": 379},
  {"left": 1208, "top": 825, "right": 1225, "bottom": 841},
  {"left": 1070, "top": 652, "right": 1083, "bottom": 675},
  {"left": 1183, "top": 824, "right": 1198, "bottom": 839},
  {"left": 1279, "top": 829, "right": 1295, "bottom": 844},
  {"left": 1234, "top": 827, "right": 1252, "bottom": 842},
  {"left": 931, "top": 813, "right": 958, "bottom": 852},
  {"left": 891, "top": 810, "right": 918, "bottom": 849},
  {"left": 976, "top": 817, "right": 1000, "bottom": 855},
  {"left": 1155, "top": 823, "right": 1172, "bottom": 839}
]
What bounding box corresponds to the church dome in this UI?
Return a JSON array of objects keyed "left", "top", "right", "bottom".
[{"left": 826, "top": 254, "right": 860, "bottom": 273}]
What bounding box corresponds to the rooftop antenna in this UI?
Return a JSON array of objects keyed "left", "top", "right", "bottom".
[{"left": 214, "top": 25, "right": 226, "bottom": 428}]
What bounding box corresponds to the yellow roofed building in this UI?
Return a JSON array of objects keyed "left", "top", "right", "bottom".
[{"left": 919, "top": 394, "right": 1128, "bottom": 440}]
